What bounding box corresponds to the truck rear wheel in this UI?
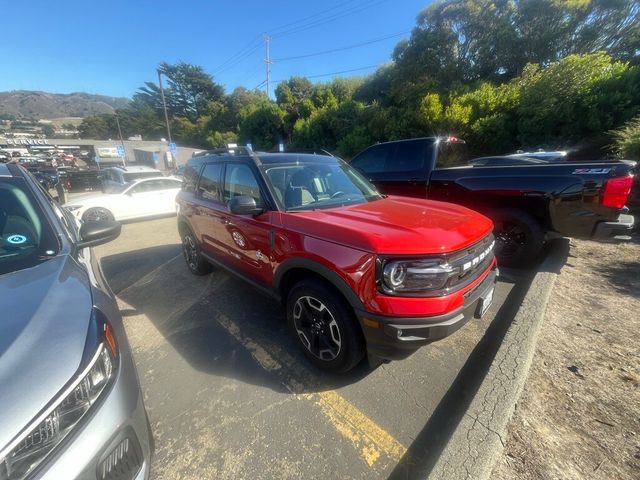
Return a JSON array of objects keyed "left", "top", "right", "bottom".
[
  {"left": 489, "top": 208, "right": 544, "bottom": 268},
  {"left": 286, "top": 279, "right": 365, "bottom": 373}
]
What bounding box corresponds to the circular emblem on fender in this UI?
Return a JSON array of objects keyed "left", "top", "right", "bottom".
[{"left": 7, "top": 234, "right": 28, "bottom": 245}]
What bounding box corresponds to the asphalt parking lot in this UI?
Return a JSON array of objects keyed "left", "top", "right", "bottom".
[{"left": 93, "top": 216, "right": 531, "bottom": 480}]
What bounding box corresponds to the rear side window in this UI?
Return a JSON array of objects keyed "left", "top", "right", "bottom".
[
  {"left": 391, "top": 140, "right": 426, "bottom": 172},
  {"left": 198, "top": 163, "right": 222, "bottom": 201},
  {"left": 350, "top": 143, "right": 394, "bottom": 174},
  {"left": 182, "top": 163, "right": 201, "bottom": 192},
  {"left": 437, "top": 141, "right": 471, "bottom": 168}
]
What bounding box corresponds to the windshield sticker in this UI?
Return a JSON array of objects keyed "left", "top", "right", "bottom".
[
  {"left": 7, "top": 234, "right": 28, "bottom": 245},
  {"left": 572, "top": 168, "right": 611, "bottom": 174}
]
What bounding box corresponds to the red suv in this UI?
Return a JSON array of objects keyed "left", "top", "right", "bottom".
[{"left": 176, "top": 150, "right": 497, "bottom": 372}]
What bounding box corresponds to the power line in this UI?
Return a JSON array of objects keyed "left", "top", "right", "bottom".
[
  {"left": 272, "top": 64, "right": 380, "bottom": 83},
  {"left": 267, "top": 0, "right": 363, "bottom": 36},
  {"left": 271, "top": 0, "right": 391, "bottom": 39},
  {"left": 213, "top": 42, "right": 263, "bottom": 76},
  {"left": 210, "top": 0, "right": 389, "bottom": 76},
  {"left": 272, "top": 30, "right": 409, "bottom": 62}
]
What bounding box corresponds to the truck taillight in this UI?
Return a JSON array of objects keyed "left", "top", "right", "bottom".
[{"left": 601, "top": 175, "right": 634, "bottom": 209}]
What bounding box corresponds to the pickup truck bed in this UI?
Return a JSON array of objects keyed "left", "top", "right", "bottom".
[{"left": 350, "top": 137, "right": 636, "bottom": 266}]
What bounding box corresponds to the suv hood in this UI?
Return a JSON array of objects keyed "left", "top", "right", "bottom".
[
  {"left": 282, "top": 196, "right": 493, "bottom": 254},
  {"left": 0, "top": 255, "right": 92, "bottom": 451}
]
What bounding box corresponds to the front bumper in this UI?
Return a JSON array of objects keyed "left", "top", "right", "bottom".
[
  {"left": 356, "top": 267, "right": 498, "bottom": 361},
  {"left": 592, "top": 213, "right": 635, "bottom": 241},
  {"left": 34, "top": 344, "right": 153, "bottom": 480}
]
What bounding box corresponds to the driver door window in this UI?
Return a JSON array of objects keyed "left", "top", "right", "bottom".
[{"left": 223, "top": 164, "right": 263, "bottom": 207}]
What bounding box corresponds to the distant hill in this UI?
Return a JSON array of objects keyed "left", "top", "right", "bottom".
[{"left": 0, "top": 90, "right": 130, "bottom": 120}]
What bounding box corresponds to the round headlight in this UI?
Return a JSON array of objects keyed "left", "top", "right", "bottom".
[{"left": 383, "top": 262, "right": 407, "bottom": 289}]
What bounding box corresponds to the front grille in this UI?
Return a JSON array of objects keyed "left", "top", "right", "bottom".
[
  {"left": 98, "top": 436, "right": 143, "bottom": 480},
  {"left": 444, "top": 233, "right": 495, "bottom": 290}
]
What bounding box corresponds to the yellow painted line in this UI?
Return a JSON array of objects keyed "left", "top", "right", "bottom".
[
  {"left": 210, "top": 311, "right": 407, "bottom": 468},
  {"left": 307, "top": 390, "right": 407, "bottom": 466}
]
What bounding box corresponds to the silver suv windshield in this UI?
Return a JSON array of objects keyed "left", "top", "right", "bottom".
[
  {"left": 262, "top": 160, "right": 382, "bottom": 211},
  {"left": 1, "top": 177, "right": 60, "bottom": 275}
]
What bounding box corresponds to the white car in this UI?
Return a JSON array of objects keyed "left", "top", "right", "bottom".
[{"left": 64, "top": 176, "right": 183, "bottom": 222}]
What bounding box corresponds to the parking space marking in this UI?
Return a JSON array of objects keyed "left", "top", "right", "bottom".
[
  {"left": 211, "top": 309, "right": 407, "bottom": 468},
  {"left": 118, "top": 255, "right": 408, "bottom": 471}
]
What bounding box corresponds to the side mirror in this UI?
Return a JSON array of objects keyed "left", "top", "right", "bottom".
[
  {"left": 77, "top": 220, "right": 121, "bottom": 249},
  {"left": 229, "top": 195, "right": 264, "bottom": 216}
]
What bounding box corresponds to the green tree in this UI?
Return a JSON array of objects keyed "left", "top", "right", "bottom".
[
  {"left": 238, "top": 99, "right": 285, "bottom": 150},
  {"left": 134, "top": 62, "right": 225, "bottom": 121},
  {"left": 611, "top": 115, "right": 640, "bottom": 159}
]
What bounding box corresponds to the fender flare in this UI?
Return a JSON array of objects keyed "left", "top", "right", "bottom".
[{"left": 273, "top": 257, "right": 365, "bottom": 310}]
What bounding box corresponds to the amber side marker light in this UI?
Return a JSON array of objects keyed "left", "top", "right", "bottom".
[
  {"left": 104, "top": 323, "right": 118, "bottom": 357},
  {"left": 362, "top": 318, "right": 380, "bottom": 329}
]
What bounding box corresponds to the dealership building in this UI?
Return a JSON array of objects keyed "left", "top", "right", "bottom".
[{"left": 0, "top": 137, "right": 200, "bottom": 170}]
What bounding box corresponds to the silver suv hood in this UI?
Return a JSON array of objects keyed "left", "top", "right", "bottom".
[{"left": 0, "top": 255, "right": 92, "bottom": 451}]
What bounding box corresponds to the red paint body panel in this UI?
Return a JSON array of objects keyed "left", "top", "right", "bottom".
[{"left": 280, "top": 196, "right": 493, "bottom": 255}]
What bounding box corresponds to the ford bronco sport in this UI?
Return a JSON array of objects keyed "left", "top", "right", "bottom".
[{"left": 175, "top": 149, "right": 497, "bottom": 372}]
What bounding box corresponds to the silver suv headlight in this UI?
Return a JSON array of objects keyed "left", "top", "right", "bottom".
[{"left": 0, "top": 319, "right": 118, "bottom": 480}]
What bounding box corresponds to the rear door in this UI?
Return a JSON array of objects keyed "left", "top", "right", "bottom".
[{"left": 190, "top": 163, "right": 224, "bottom": 257}]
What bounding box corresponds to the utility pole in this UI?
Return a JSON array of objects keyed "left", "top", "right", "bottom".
[
  {"left": 114, "top": 113, "right": 127, "bottom": 166},
  {"left": 264, "top": 35, "right": 272, "bottom": 98},
  {"left": 157, "top": 69, "right": 173, "bottom": 144}
]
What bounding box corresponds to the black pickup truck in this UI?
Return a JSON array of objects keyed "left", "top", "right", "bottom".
[{"left": 350, "top": 137, "right": 636, "bottom": 266}]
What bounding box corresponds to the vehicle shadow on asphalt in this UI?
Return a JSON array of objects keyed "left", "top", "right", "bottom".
[
  {"left": 386, "top": 239, "right": 570, "bottom": 480},
  {"left": 102, "top": 245, "right": 373, "bottom": 395}
]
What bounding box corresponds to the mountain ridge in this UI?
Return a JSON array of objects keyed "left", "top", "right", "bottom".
[{"left": 0, "top": 90, "right": 131, "bottom": 120}]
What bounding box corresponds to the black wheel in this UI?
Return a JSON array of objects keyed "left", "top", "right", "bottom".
[
  {"left": 82, "top": 207, "right": 114, "bottom": 222},
  {"left": 490, "top": 208, "right": 545, "bottom": 268},
  {"left": 286, "top": 279, "right": 365, "bottom": 372},
  {"left": 181, "top": 228, "right": 212, "bottom": 275}
]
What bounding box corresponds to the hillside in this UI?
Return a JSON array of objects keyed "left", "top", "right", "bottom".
[{"left": 0, "top": 90, "right": 130, "bottom": 120}]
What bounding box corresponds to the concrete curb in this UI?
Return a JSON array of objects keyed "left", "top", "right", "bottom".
[{"left": 428, "top": 240, "right": 569, "bottom": 480}]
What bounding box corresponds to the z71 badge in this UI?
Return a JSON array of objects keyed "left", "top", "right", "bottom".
[{"left": 572, "top": 168, "right": 611, "bottom": 174}]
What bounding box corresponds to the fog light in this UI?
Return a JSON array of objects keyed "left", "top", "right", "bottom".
[{"left": 397, "top": 329, "right": 403, "bottom": 338}]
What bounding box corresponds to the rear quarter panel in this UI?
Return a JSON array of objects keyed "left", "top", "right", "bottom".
[{"left": 428, "top": 162, "right": 635, "bottom": 238}]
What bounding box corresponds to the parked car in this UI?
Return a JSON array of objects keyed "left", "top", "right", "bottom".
[
  {"left": 100, "top": 165, "right": 163, "bottom": 193},
  {"left": 64, "top": 176, "right": 183, "bottom": 222},
  {"left": 176, "top": 151, "right": 497, "bottom": 372},
  {"left": 0, "top": 162, "right": 153, "bottom": 479},
  {"left": 349, "top": 137, "right": 636, "bottom": 266}
]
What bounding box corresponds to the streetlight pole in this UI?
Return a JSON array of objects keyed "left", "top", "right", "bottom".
[
  {"left": 157, "top": 69, "right": 174, "bottom": 169},
  {"left": 157, "top": 69, "right": 172, "bottom": 145},
  {"left": 114, "top": 113, "right": 127, "bottom": 166}
]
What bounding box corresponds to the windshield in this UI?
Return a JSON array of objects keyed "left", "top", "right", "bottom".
[
  {"left": 0, "top": 178, "right": 60, "bottom": 276},
  {"left": 263, "top": 160, "right": 382, "bottom": 211}
]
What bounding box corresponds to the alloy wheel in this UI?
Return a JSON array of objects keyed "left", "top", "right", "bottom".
[{"left": 293, "top": 295, "right": 342, "bottom": 361}]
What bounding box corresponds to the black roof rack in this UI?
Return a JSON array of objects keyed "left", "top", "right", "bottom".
[{"left": 192, "top": 146, "right": 254, "bottom": 157}]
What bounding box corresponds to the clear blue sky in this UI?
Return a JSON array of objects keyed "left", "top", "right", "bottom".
[{"left": 3, "top": 0, "right": 429, "bottom": 99}]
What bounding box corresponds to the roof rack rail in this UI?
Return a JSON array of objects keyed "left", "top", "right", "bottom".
[{"left": 192, "top": 146, "right": 254, "bottom": 157}]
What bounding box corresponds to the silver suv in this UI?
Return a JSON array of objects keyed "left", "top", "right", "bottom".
[{"left": 0, "top": 163, "right": 153, "bottom": 479}]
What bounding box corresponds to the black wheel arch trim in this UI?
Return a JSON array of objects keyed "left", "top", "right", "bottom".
[{"left": 274, "top": 258, "right": 365, "bottom": 311}]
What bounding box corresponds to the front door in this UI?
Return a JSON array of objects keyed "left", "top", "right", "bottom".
[{"left": 217, "top": 162, "right": 275, "bottom": 288}]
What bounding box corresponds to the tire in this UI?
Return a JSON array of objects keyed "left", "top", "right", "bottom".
[
  {"left": 82, "top": 207, "right": 115, "bottom": 222},
  {"left": 286, "top": 279, "right": 365, "bottom": 373},
  {"left": 181, "top": 228, "right": 212, "bottom": 275},
  {"left": 489, "top": 208, "right": 545, "bottom": 268}
]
